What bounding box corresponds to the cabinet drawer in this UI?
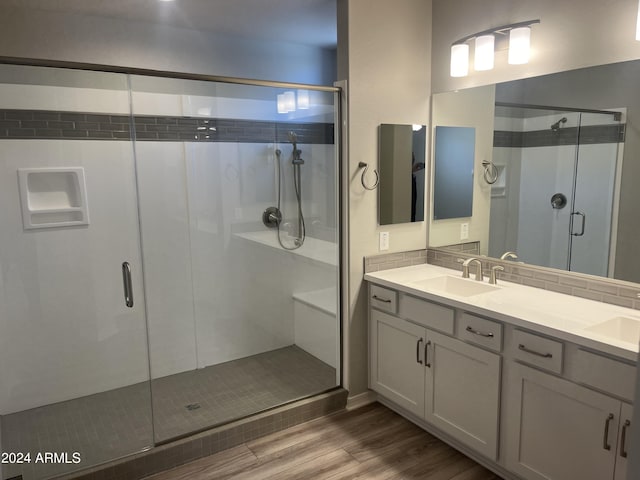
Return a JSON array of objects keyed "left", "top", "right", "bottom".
[
  {"left": 400, "top": 294, "right": 454, "bottom": 335},
  {"left": 459, "top": 313, "right": 503, "bottom": 352},
  {"left": 573, "top": 349, "right": 636, "bottom": 402},
  {"left": 370, "top": 284, "right": 398, "bottom": 314},
  {"left": 512, "top": 329, "right": 563, "bottom": 374}
]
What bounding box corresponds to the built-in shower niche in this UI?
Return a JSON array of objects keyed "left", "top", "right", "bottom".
[{"left": 18, "top": 167, "right": 90, "bottom": 229}]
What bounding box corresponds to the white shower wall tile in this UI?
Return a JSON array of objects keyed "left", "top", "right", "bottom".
[
  {"left": 0, "top": 84, "right": 130, "bottom": 114},
  {"left": 130, "top": 90, "right": 184, "bottom": 117},
  {"left": 135, "top": 142, "right": 198, "bottom": 379},
  {"left": 0, "top": 140, "right": 150, "bottom": 414}
]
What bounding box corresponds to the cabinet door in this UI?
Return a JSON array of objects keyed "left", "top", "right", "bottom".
[
  {"left": 614, "top": 402, "right": 633, "bottom": 480},
  {"left": 370, "top": 309, "right": 425, "bottom": 417},
  {"left": 424, "top": 329, "right": 501, "bottom": 460},
  {"left": 506, "top": 363, "right": 619, "bottom": 480}
]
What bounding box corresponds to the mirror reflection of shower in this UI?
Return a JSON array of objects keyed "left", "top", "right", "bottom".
[
  {"left": 262, "top": 131, "right": 306, "bottom": 250},
  {"left": 550, "top": 117, "right": 567, "bottom": 131}
]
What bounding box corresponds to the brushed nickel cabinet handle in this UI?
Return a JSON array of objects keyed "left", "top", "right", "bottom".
[
  {"left": 372, "top": 295, "right": 391, "bottom": 303},
  {"left": 621, "top": 419, "right": 631, "bottom": 458},
  {"left": 518, "top": 344, "right": 552, "bottom": 358},
  {"left": 416, "top": 338, "right": 424, "bottom": 365},
  {"left": 603, "top": 413, "right": 614, "bottom": 451},
  {"left": 425, "top": 340, "right": 432, "bottom": 368},
  {"left": 466, "top": 326, "right": 494, "bottom": 338}
]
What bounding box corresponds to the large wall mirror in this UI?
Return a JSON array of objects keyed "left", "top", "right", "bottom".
[
  {"left": 379, "top": 124, "right": 426, "bottom": 225},
  {"left": 429, "top": 59, "right": 640, "bottom": 284}
]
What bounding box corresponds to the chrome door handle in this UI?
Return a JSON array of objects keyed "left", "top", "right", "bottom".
[
  {"left": 425, "top": 340, "right": 432, "bottom": 368},
  {"left": 603, "top": 413, "right": 614, "bottom": 451},
  {"left": 372, "top": 295, "right": 391, "bottom": 303},
  {"left": 122, "top": 262, "right": 134, "bottom": 308},
  {"left": 518, "top": 344, "right": 552, "bottom": 358},
  {"left": 620, "top": 419, "right": 631, "bottom": 458},
  {"left": 416, "top": 338, "right": 424, "bottom": 365},
  {"left": 571, "top": 211, "right": 586, "bottom": 236},
  {"left": 466, "top": 326, "right": 494, "bottom": 338}
]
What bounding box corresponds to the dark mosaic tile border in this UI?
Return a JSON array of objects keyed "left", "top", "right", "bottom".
[
  {"left": 52, "top": 388, "right": 347, "bottom": 480},
  {"left": 0, "top": 109, "right": 334, "bottom": 144},
  {"left": 494, "top": 124, "right": 625, "bottom": 148},
  {"left": 364, "top": 247, "right": 640, "bottom": 310}
]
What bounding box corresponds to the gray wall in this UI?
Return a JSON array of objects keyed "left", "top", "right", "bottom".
[
  {"left": 0, "top": 7, "right": 336, "bottom": 85},
  {"left": 495, "top": 60, "right": 640, "bottom": 283},
  {"left": 337, "top": 0, "right": 432, "bottom": 399}
]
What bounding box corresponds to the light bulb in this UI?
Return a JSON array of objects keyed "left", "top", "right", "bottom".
[
  {"left": 508, "top": 27, "right": 531, "bottom": 64},
  {"left": 474, "top": 34, "right": 495, "bottom": 71},
  {"left": 450, "top": 44, "right": 469, "bottom": 77},
  {"left": 636, "top": 0, "right": 640, "bottom": 41},
  {"left": 297, "top": 90, "right": 310, "bottom": 109}
]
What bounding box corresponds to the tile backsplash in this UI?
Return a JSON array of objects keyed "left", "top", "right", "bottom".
[{"left": 364, "top": 248, "right": 640, "bottom": 311}]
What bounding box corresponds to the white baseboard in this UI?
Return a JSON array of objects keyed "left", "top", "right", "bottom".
[{"left": 346, "top": 390, "right": 378, "bottom": 410}]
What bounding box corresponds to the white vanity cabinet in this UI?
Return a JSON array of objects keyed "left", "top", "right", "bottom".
[
  {"left": 369, "top": 288, "right": 501, "bottom": 460},
  {"left": 370, "top": 308, "right": 425, "bottom": 417},
  {"left": 424, "top": 329, "right": 501, "bottom": 459},
  {"left": 505, "top": 362, "right": 632, "bottom": 480},
  {"left": 367, "top": 274, "right": 637, "bottom": 480}
]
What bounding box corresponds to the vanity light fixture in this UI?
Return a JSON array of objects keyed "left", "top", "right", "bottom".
[{"left": 450, "top": 19, "right": 540, "bottom": 77}]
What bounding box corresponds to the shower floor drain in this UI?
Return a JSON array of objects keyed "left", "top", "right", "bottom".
[{"left": 185, "top": 403, "right": 201, "bottom": 411}]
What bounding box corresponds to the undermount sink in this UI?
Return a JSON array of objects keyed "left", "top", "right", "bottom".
[
  {"left": 585, "top": 316, "right": 640, "bottom": 344},
  {"left": 411, "top": 275, "right": 500, "bottom": 298}
]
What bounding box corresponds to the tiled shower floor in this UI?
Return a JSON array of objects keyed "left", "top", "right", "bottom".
[{"left": 1, "top": 346, "right": 336, "bottom": 480}]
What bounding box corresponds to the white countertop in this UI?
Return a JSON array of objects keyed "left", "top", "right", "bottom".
[{"left": 365, "top": 264, "right": 640, "bottom": 362}]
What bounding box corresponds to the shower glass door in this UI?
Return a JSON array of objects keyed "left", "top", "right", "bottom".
[
  {"left": 0, "top": 64, "right": 153, "bottom": 480},
  {"left": 569, "top": 112, "right": 621, "bottom": 276},
  {"left": 491, "top": 105, "right": 622, "bottom": 276},
  {"left": 128, "top": 76, "right": 340, "bottom": 443}
]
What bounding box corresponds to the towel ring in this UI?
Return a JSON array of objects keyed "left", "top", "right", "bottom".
[
  {"left": 358, "top": 162, "right": 379, "bottom": 190},
  {"left": 482, "top": 160, "right": 499, "bottom": 184}
]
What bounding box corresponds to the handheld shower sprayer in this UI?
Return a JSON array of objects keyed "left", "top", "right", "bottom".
[{"left": 262, "top": 131, "right": 306, "bottom": 249}]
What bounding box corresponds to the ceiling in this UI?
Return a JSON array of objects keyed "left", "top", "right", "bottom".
[{"left": 2, "top": 0, "right": 337, "bottom": 48}]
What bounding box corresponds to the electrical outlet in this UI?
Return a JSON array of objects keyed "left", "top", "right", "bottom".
[
  {"left": 460, "top": 223, "right": 469, "bottom": 240},
  {"left": 379, "top": 232, "right": 390, "bottom": 251}
]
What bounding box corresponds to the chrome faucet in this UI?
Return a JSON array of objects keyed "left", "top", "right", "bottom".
[
  {"left": 500, "top": 251, "right": 518, "bottom": 260},
  {"left": 462, "top": 258, "right": 483, "bottom": 281}
]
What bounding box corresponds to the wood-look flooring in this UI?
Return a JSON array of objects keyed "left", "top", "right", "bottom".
[{"left": 144, "top": 402, "right": 503, "bottom": 480}]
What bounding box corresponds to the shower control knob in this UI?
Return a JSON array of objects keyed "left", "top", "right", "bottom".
[{"left": 550, "top": 193, "right": 567, "bottom": 209}]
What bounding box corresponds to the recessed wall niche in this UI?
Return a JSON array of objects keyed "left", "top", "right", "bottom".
[{"left": 17, "top": 167, "right": 90, "bottom": 229}]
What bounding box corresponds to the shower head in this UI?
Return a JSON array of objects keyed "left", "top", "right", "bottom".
[
  {"left": 288, "top": 131, "right": 298, "bottom": 144},
  {"left": 551, "top": 117, "right": 568, "bottom": 131}
]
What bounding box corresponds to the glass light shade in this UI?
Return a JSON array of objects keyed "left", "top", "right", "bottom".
[
  {"left": 508, "top": 27, "right": 531, "bottom": 64},
  {"left": 474, "top": 34, "right": 495, "bottom": 71},
  {"left": 636, "top": 0, "right": 640, "bottom": 40},
  {"left": 283, "top": 91, "right": 296, "bottom": 112},
  {"left": 450, "top": 44, "right": 469, "bottom": 77},
  {"left": 277, "top": 94, "right": 287, "bottom": 114},
  {"left": 297, "top": 89, "right": 310, "bottom": 109}
]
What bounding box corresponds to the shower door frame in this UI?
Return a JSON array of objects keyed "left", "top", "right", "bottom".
[{"left": 0, "top": 55, "right": 345, "bottom": 474}]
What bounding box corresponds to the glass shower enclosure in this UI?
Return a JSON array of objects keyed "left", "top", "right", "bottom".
[
  {"left": 0, "top": 63, "right": 340, "bottom": 480},
  {"left": 489, "top": 104, "right": 624, "bottom": 277}
]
